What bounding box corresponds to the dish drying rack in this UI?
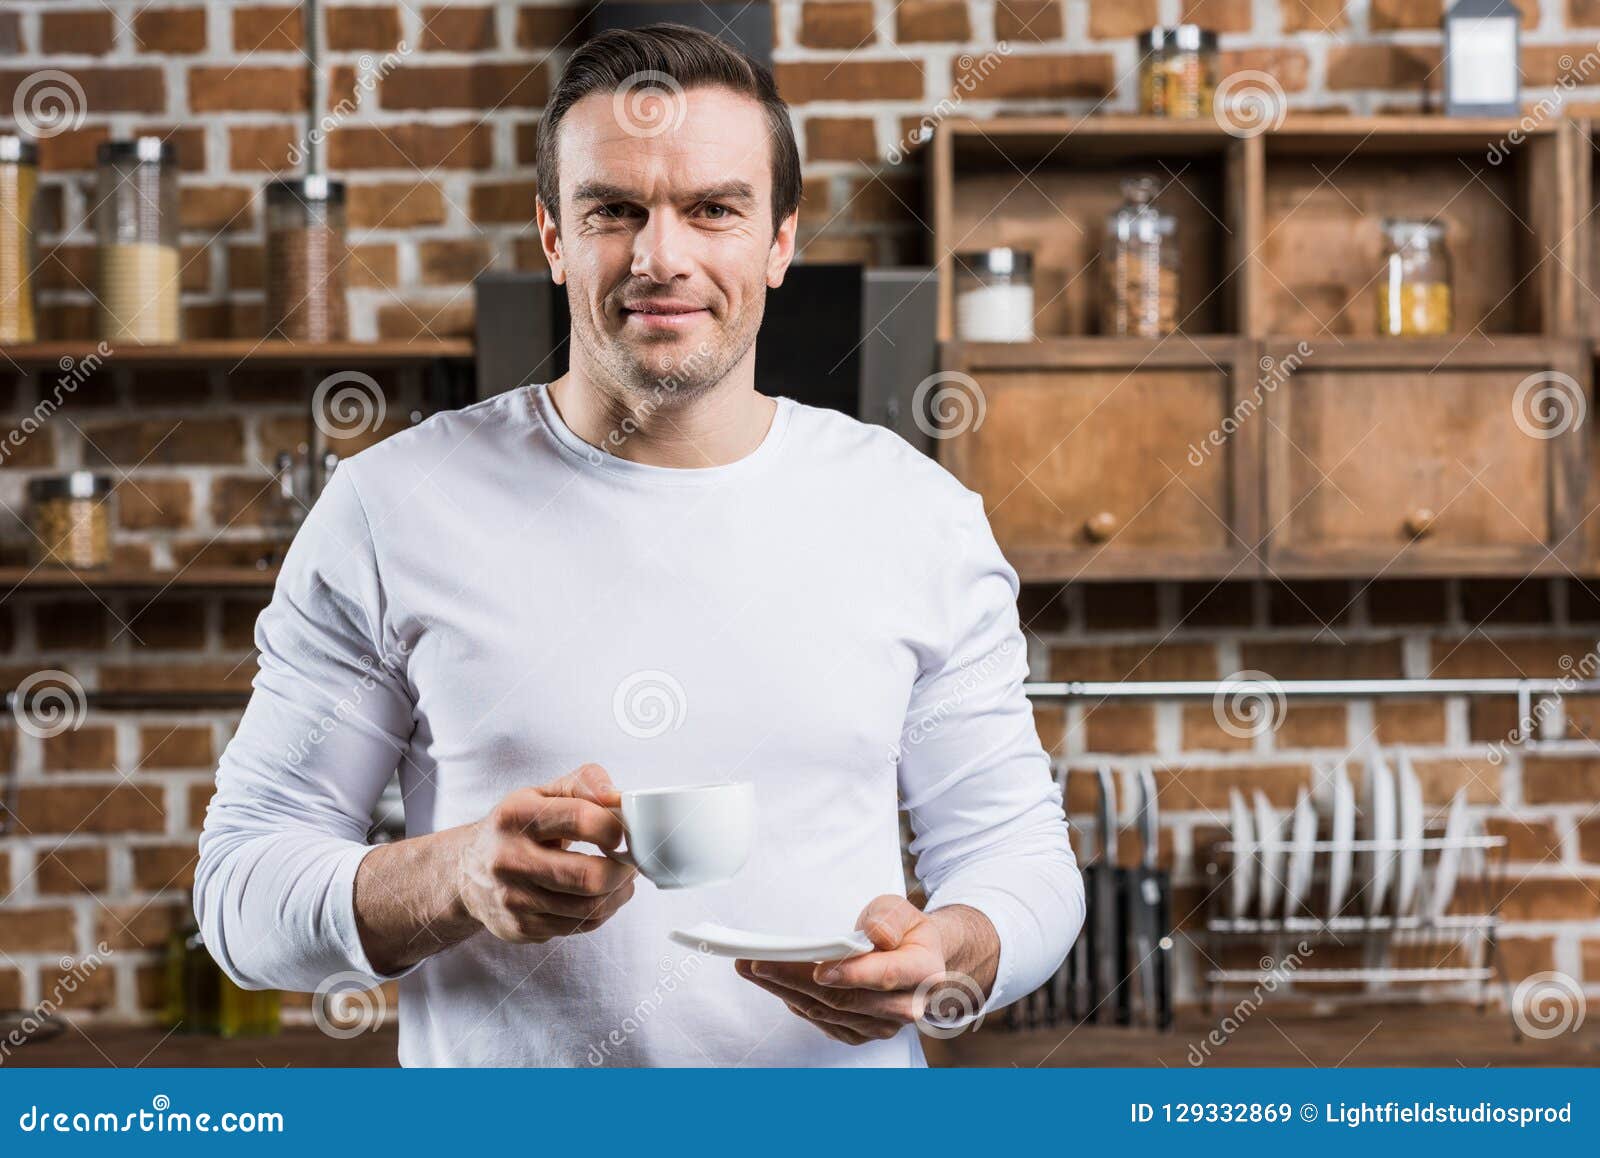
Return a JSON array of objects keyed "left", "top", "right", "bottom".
[{"left": 1200, "top": 829, "right": 1509, "bottom": 1008}]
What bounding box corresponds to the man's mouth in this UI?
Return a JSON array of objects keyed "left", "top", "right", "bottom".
[{"left": 619, "top": 300, "right": 709, "bottom": 330}]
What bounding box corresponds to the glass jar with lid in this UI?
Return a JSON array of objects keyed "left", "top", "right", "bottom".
[
  {"left": 1376, "top": 219, "right": 1453, "bottom": 337},
  {"left": 1102, "top": 176, "right": 1179, "bottom": 337},
  {"left": 95, "top": 137, "right": 180, "bottom": 343},
  {"left": 265, "top": 175, "right": 350, "bottom": 342},
  {"left": 29, "top": 472, "right": 114, "bottom": 569},
  {"left": 953, "top": 248, "right": 1035, "bottom": 342},
  {"left": 0, "top": 135, "right": 39, "bottom": 344},
  {"left": 1138, "top": 26, "right": 1218, "bottom": 119}
]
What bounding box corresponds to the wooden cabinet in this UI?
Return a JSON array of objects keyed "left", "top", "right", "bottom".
[
  {"left": 1259, "top": 341, "right": 1589, "bottom": 576},
  {"left": 939, "top": 339, "right": 1260, "bottom": 580}
]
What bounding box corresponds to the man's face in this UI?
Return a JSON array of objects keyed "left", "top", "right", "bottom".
[{"left": 538, "top": 84, "right": 796, "bottom": 405}]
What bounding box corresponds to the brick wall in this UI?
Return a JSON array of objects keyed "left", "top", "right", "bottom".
[{"left": 2, "top": 4, "right": 1600, "bottom": 1024}]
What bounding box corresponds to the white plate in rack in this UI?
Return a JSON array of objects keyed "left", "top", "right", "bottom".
[
  {"left": 1254, "top": 790, "right": 1286, "bottom": 919},
  {"left": 1361, "top": 751, "right": 1398, "bottom": 917},
  {"left": 1428, "top": 788, "right": 1471, "bottom": 919},
  {"left": 1327, "top": 763, "right": 1357, "bottom": 919},
  {"left": 1394, "top": 753, "right": 1426, "bottom": 918},
  {"left": 1228, "top": 788, "right": 1256, "bottom": 920},
  {"left": 1283, "top": 785, "right": 1317, "bottom": 920}
]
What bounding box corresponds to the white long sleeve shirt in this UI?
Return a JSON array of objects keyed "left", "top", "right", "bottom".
[{"left": 195, "top": 382, "right": 1083, "bottom": 1067}]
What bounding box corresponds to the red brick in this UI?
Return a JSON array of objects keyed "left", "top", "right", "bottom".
[
  {"left": 995, "top": 0, "right": 1064, "bottom": 41},
  {"left": 132, "top": 843, "right": 199, "bottom": 890},
  {"left": 1272, "top": 702, "right": 1348, "bottom": 749},
  {"left": 1485, "top": 817, "right": 1563, "bottom": 863},
  {"left": 0, "top": 968, "right": 19, "bottom": 1010},
  {"left": 116, "top": 478, "right": 193, "bottom": 531},
  {"left": 327, "top": 6, "right": 403, "bottom": 50},
  {"left": 1581, "top": 819, "right": 1600, "bottom": 863},
  {"left": 799, "top": 3, "right": 877, "bottom": 49},
  {"left": 1181, "top": 703, "right": 1256, "bottom": 752},
  {"left": 1373, "top": 699, "right": 1447, "bottom": 745},
  {"left": 98, "top": 662, "right": 255, "bottom": 693},
  {"left": 1240, "top": 640, "right": 1403, "bottom": 679},
  {"left": 134, "top": 8, "right": 208, "bottom": 54},
  {"left": 1280, "top": 0, "right": 1349, "bottom": 32},
  {"left": 348, "top": 182, "right": 447, "bottom": 229},
  {"left": 1432, "top": 637, "right": 1599, "bottom": 679},
  {"left": 330, "top": 123, "right": 495, "bottom": 170},
  {"left": 233, "top": 6, "right": 302, "bottom": 52},
  {"left": 41, "top": 11, "right": 113, "bottom": 55},
  {"left": 514, "top": 5, "right": 582, "bottom": 47},
  {"left": 1496, "top": 877, "right": 1600, "bottom": 922},
  {"left": 1084, "top": 703, "right": 1155, "bottom": 753},
  {"left": 1523, "top": 755, "right": 1600, "bottom": 805},
  {"left": 1088, "top": 0, "right": 1157, "bottom": 37},
  {"left": 896, "top": 1, "right": 971, "bottom": 42},
  {"left": 227, "top": 123, "right": 300, "bottom": 172},
  {"left": 469, "top": 180, "right": 536, "bottom": 224},
  {"left": 1496, "top": 937, "right": 1557, "bottom": 980},
  {"left": 189, "top": 66, "right": 306, "bottom": 112},
  {"left": 43, "top": 725, "right": 117, "bottom": 772},
  {"left": 36, "top": 846, "right": 109, "bottom": 894},
  {"left": 776, "top": 60, "right": 923, "bottom": 103},
  {"left": 0, "top": 67, "right": 166, "bottom": 113},
  {"left": 419, "top": 239, "right": 494, "bottom": 285},
  {"left": 48, "top": 961, "right": 116, "bottom": 1012},
  {"left": 421, "top": 6, "right": 498, "bottom": 51},
  {"left": 380, "top": 63, "right": 545, "bottom": 110},
  {"left": 12, "top": 784, "right": 166, "bottom": 834},
  {"left": 805, "top": 118, "right": 878, "bottom": 164},
  {"left": 83, "top": 417, "right": 245, "bottom": 465},
  {"left": 1154, "top": 763, "right": 1313, "bottom": 810},
  {"left": 957, "top": 54, "right": 1115, "bottom": 101},
  {"left": 1325, "top": 44, "right": 1441, "bottom": 92},
  {"left": 180, "top": 183, "right": 255, "bottom": 231},
  {"left": 1183, "top": 0, "right": 1254, "bottom": 31},
  {"left": 1409, "top": 757, "right": 1502, "bottom": 805},
  {"left": 36, "top": 601, "right": 108, "bottom": 650},
  {"left": 1051, "top": 641, "right": 1218, "bottom": 682},
  {"left": 129, "top": 600, "right": 211, "bottom": 652},
  {"left": 97, "top": 902, "right": 187, "bottom": 951},
  {"left": 0, "top": 907, "right": 76, "bottom": 952}
]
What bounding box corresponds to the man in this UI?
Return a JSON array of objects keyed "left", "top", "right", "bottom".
[{"left": 197, "top": 24, "right": 1082, "bottom": 1067}]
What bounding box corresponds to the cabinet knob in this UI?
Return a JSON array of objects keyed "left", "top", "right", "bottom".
[
  {"left": 1404, "top": 508, "right": 1437, "bottom": 539},
  {"left": 1084, "top": 511, "right": 1118, "bottom": 542}
]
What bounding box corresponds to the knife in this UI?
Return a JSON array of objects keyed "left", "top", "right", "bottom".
[
  {"left": 1091, "top": 764, "right": 1124, "bottom": 1024},
  {"left": 1130, "top": 764, "right": 1173, "bottom": 1029}
]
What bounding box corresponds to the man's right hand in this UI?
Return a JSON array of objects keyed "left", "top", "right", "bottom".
[{"left": 457, "top": 763, "right": 638, "bottom": 944}]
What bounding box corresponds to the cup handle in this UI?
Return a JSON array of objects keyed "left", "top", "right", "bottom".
[{"left": 603, "top": 805, "right": 635, "bottom": 867}]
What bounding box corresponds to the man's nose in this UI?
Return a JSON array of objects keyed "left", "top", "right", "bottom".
[{"left": 631, "top": 211, "right": 695, "bottom": 282}]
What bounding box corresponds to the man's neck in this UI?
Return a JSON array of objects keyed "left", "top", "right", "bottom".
[{"left": 547, "top": 356, "right": 777, "bottom": 469}]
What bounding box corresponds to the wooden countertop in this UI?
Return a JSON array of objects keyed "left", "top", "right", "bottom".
[{"left": 8, "top": 1005, "right": 1596, "bottom": 1067}]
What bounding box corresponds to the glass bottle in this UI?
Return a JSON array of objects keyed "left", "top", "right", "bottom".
[
  {"left": 94, "top": 137, "right": 181, "bottom": 343},
  {"left": 1102, "top": 177, "right": 1179, "bottom": 337},
  {"left": 953, "top": 248, "right": 1035, "bottom": 342},
  {"left": 0, "top": 135, "right": 40, "bottom": 343},
  {"left": 265, "top": 175, "right": 350, "bottom": 342},
  {"left": 1376, "top": 219, "right": 1453, "bottom": 337}
]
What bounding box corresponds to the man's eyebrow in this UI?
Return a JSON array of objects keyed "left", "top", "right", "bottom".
[{"left": 569, "top": 180, "right": 757, "bottom": 206}]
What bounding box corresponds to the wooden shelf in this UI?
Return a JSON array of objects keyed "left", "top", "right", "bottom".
[
  {"left": 0, "top": 339, "right": 473, "bottom": 369},
  {"left": 0, "top": 566, "right": 278, "bottom": 591}
]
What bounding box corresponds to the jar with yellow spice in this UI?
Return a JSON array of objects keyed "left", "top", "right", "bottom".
[
  {"left": 1377, "top": 219, "right": 1453, "bottom": 337},
  {"left": 1138, "top": 26, "right": 1218, "bottom": 119},
  {"left": 0, "top": 135, "right": 39, "bottom": 343}
]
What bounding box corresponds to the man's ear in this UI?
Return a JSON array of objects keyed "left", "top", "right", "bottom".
[
  {"left": 766, "top": 210, "right": 798, "bottom": 289},
  {"left": 536, "top": 196, "right": 566, "bottom": 285}
]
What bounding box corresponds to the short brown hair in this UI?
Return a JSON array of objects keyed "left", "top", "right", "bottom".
[{"left": 535, "top": 23, "right": 802, "bottom": 236}]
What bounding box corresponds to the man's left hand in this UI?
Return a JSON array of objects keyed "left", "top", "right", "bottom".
[{"left": 733, "top": 896, "right": 998, "bottom": 1046}]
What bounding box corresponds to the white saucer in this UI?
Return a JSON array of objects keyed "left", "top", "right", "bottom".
[{"left": 669, "top": 921, "right": 875, "bottom": 962}]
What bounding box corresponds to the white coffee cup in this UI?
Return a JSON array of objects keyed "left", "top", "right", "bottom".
[{"left": 604, "top": 781, "right": 755, "bottom": 889}]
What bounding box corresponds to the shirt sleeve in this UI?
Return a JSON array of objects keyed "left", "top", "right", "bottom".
[
  {"left": 897, "top": 488, "right": 1084, "bottom": 1017},
  {"left": 194, "top": 465, "right": 419, "bottom": 992}
]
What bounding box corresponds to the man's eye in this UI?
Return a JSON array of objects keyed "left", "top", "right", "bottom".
[
  {"left": 592, "top": 204, "right": 632, "bottom": 220},
  {"left": 700, "top": 203, "right": 732, "bottom": 220}
]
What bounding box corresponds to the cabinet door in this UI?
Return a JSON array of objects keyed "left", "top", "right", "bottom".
[
  {"left": 1261, "top": 340, "right": 1588, "bottom": 576},
  {"left": 938, "top": 339, "right": 1260, "bottom": 581}
]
